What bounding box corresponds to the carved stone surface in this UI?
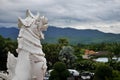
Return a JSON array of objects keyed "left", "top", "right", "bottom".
[
  {"left": 0, "top": 10, "right": 48, "bottom": 80},
  {"left": 10, "top": 10, "right": 48, "bottom": 80},
  {"left": 7, "top": 52, "right": 17, "bottom": 80}
]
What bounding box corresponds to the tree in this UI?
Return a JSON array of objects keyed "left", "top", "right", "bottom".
[
  {"left": 112, "top": 70, "right": 120, "bottom": 80},
  {"left": 59, "top": 46, "right": 77, "bottom": 68},
  {"left": 42, "top": 43, "right": 61, "bottom": 69},
  {"left": 49, "top": 62, "right": 70, "bottom": 80},
  {"left": 0, "top": 36, "right": 6, "bottom": 70},
  {"left": 58, "top": 38, "right": 69, "bottom": 46},
  {"left": 111, "top": 42, "right": 120, "bottom": 60},
  {"left": 93, "top": 64, "right": 113, "bottom": 80},
  {"left": 76, "top": 60, "right": 96, "bottom": 71},
  {"left": 0, "top": 36, "right": 17, "bottom": 70}
]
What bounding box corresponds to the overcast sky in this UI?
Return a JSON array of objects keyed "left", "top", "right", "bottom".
[{"left": 0, "top": 0, "right": 120, "bottom": 33}]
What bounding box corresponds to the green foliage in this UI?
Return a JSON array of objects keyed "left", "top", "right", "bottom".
[
  {"left": 110, "top": 42, "right": 120, "bottom": 57},
  {"left": 59, "top": 46, "right": 77, "bottom": 68},
  {"left": 53, "top": 62, "right": 66, "bottom": 71},
  {"left": 49, "top": 62, "right": 70, "bottom": 80},
  {"left": 0, "top": 35, "right": 17, "bottom": 70},
  {"left": 73, "top": 46, "right": 84, "bottom": 61},
  {"left": 43, "top": 41, "right": 120, "bottom": 71},
  {"left": 112, "top": 70, "right": 120, "bottom": 80},
  {"left": 94, "top": 63, "right": 113, "bottom": 80},
  {"left": 58, "top": 38, "right": 69, "bottom": 46},
  {"left": 42, "top": 43, "right": 61, "bottom": 69},
  {"left": 76, "top": 60, "right": 96, "bottom": 71},
  {"left": 111, "top": 61, "right": 120, "bottom": 71},
  {"left": 0, "top": 33, "right": 120, "bottom": 80},
  {"left": 49, "top": 70, "right": 60, "bottom": 80}
]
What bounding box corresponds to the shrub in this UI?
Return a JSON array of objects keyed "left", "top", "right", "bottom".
[
  {"left": 93, "top": 64, "right": 113, "bottom": 80},
  {"left": 49, "top": 62, "right": 70, "bottom": 80},
  {"left": 112, "top": 70, "right": 120, "bottom": 80}
]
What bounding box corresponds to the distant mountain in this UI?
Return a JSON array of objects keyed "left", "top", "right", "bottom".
[
  {"left": 0, "top": 26, "right": 120, "bottom": 44},
  {"left": 0, "top": 27, "right": 19, "bottom": 39}
]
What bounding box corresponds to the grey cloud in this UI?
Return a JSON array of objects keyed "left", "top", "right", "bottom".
[{"left": 0, "top": 0, "right": 120, "bottom": 33}]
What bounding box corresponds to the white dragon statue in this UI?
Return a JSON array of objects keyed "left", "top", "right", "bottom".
[{"left": 0, "top": 10, "right": 48, "bottom": 80}]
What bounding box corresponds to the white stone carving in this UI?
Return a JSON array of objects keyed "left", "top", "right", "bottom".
[
  {"left": 7, "top": 52, "right": 17, "bottom": 80},
  {"left": 0, "top": 10, "right": 48, "bottom": 80},
  {"left": 8, "top": 10, "right": 48, "bottom": 80}
]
